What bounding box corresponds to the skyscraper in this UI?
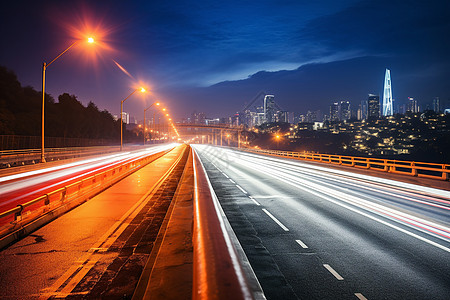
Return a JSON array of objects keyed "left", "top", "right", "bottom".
[
  {"left": 407, "top": 97, "right": 419, "bottom": 113},
  {"left": 264, "top": 95, "right": 275, "bottom": 123},
  {"left": 432, "top": 97, "right": 440, "bottom": 113},
  {"left": 340, "top": 101, "right": 351, "bottom": 120},
  {"left": 382, "top": 69, "right": 393, "bottom": 116},
  {"left": 330, "top": 102, "right": 339, "bottom": 121},
  {"left": 368, "top": 94, "right": 380, "bottom": 119}
]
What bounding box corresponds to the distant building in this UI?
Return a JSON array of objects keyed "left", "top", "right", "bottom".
[
  {"left": 330, "top": 102, "right": 340, "bottom": 121},
  {"left": 340, "top": 101, "right": 351, "bottom": 120},
  {"left": 432, "top": 97, "right": 440, "bottom": 113},
  {"left": 382, "top": 68, "right": 393, "bottom": 116},
  {"left": 360, "top": 99, "right": 368, "bottom": 120},
  {"left": 264, "top": 95, "right": 276, "bottom": 123},
  {"left": 407, "top": 97, "right": 419, "bottom": 113},
  {"left": 121, "top": 112, "right": 130, "bottom": 124},
  {"left": 368, "top": 94, "right": 380, "bottom": 119},
  {"left": 205, "top": 118, "right": 220, "bottom": 125},
  {"left": 191, "top": 111, "right": 206, "bottom": 124}
]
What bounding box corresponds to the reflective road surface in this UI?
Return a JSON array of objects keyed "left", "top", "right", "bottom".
[{"left": 194, "top": 145, "right": 450, "bottom": 300}]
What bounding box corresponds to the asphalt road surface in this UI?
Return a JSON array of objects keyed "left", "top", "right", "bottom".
[
  {"left": 193, "top": 145, "right": 450, "bottom": 300},
  {"left": 0, "top": 145, "right": 188, "bottom": 299}
]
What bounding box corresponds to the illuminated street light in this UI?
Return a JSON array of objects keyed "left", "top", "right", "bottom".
[
  {"left": 40, "top": 37, "right": 95, "bottom": 163},
  {"left": 120, "top": 87, "right": 146, "bottom": 151},
  {"left": 144, "top": 101, "right": 160, "bottom": 145}
]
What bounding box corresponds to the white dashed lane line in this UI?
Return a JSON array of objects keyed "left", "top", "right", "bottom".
[
  {"left": 229, "top": 178, "right": 236, "bottom": 184},
  {"left": 354, "top": 293, "right": 368, "bottom": 300},
  {"left": 295, "top": 239, "right": 308, "bottom": 249},
  {"left": 262, "top": 209, "right": 289, "bottom": 231},
  {"left": 235, "top": 184, "right": 248, "bottom": 194},
  {"left": 323, "top": 264, "right": 344, "bottom": 280},
  {"left": 248, "top": 196, "right": 260, "bottom": 206}
]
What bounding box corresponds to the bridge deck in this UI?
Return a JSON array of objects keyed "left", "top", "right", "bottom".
[{"left": 0, "top": 145, "right": 189, "bottom": 299}]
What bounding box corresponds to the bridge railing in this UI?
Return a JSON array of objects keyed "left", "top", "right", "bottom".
[
  {"left": 241, "top": 148, "right": 450, "bottom": 181},
  {"left": 0, "top": 149, "right": 171, "bottom": 249},
  {"left": 0, "top": 146, "right": 122, "bottom": 168}
]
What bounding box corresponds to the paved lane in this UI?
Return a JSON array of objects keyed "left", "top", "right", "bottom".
[
  {"left": 194, "top": 145, "right": 450, "bottom": 300},
  {"left": 0, "top": 145, "right": 188, "bottom": 299}
]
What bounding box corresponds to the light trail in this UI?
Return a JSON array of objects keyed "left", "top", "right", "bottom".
[
  {"left": 195, "top": 145, "right": 450, "bottom": 251},
  {"left": 0, "top": 144, "right": 177, "bottom": 205}
]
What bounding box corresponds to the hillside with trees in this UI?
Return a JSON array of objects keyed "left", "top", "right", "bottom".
[{"left": 0, "top": 65, "right": 120, "bottom": 140}]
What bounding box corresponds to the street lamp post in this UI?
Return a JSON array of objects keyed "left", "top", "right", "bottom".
[
  {"left": 144, "top": 102, "right": 160, "bottom": 145},
  {"left": 120, "top": 87, "right": 146, "bottom": 151},
  {"left": 41, "top": 38, "right": 94, "bottom": 163}
]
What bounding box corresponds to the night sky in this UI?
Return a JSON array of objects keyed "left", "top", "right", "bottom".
[{"left": 1, "top": 0, "right": 449, "bottom": 121}]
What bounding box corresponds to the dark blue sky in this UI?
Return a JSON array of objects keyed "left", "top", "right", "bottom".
[{"left": 1, "top": 0, "right": 449, "bottom": 120}]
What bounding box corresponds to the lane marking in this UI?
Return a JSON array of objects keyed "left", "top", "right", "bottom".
[
  {"left": 262, "top": 209, "right": 289, "bottom": 231},
  {"left": 323, "top": 264, "right": 344, "bottom": 280},
  {"left": 235, "top": 185, "right": 248, "bottom": 194},
  {"left": 223, "top": 173, "right": 229, "bottom": 178},
  {"left": 248, "top": 196, "right": 260, "bottom": 206},
  {"left": 355, "top": 293, "right": 368, "bottom": 300},
  {"left": 240, "top": 160, "right": 450, "bottom": 252},
  {"left": 295, "top": 239, "right": 308, "bottom": 249},
  {"left": 229, "top": 178, "right": 236, "bottom": 184}
]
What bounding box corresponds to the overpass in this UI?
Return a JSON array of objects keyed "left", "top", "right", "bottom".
[
  {"left": 176, "top": 123, "right": 246, "bottom": 147},
  {"left": 0, "top": 144, "right": 449, "bottom": 299}
]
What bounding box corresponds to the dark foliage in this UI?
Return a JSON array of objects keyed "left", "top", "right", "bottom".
[{"left": 0, "top": 66, "right": 121, "bottom": 139}]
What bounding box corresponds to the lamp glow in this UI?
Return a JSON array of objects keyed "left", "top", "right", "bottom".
[{"left": 88, "top": 37, "right": 95, "bottom": 43}]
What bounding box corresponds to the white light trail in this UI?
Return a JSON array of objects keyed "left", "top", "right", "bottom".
[{"left": 194, "top": 145, "right": 450, "bottom": 252}]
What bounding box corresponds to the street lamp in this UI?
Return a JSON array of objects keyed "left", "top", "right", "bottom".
[
  {"left": 41, "top": 37, "right": 94, "bottom": 162},
  {"left": 144, "top": 102, "right": 160, "bottom": 145},
  {"left": 120, "top": 87, "right": 146, "bottom": 151}
]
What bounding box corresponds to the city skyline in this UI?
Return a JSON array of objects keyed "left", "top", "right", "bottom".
[{"left": 1, "top": 0, "right": 449, "bottom": 120}]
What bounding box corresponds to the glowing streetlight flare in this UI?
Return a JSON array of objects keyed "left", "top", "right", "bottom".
[
  {"left": 140, "top": 87, "right": 146, "bottom": 92},
  {"left": 88, "top": 37, "right": 94, "bottom": 43}
]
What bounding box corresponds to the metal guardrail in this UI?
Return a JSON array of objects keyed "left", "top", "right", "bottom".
[
  {"left": 242, "top": 148, "right": 450, "bottom": 181},
  {"left": 0, "top": 146, "right": 122, "bottom": 168},
  {"left": 192, "top": 150, "right": 256, "bottom": 300},
  {"left": 0, "top": 148, "right": 171, "bottom": 242}
]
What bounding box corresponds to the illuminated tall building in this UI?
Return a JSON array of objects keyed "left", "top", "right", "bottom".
[
  {"left": 264, "top": 95, "right": 275, "bottom": 123},
  {"left": 368, "top": 94, "right": 380, "bottom": 119},
  {"left": 330, "top": 102, "right": 339, "bottom": 121},
  {"left": 407, "top": 97, "right": 419, "bottom": 113},
  {"left": 432, "top": 97, "right": 440, "bottom": 112},
  {"left": 382, "top": 69, "right": 393, "bottom": 116},
  {"left": 340, "top": 101, "right": 351, "bottom": 120}
]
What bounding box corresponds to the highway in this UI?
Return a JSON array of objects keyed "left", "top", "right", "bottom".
[
  {"left": 193, "top": 145, "right": 450, "bottom": 300},
  {"left": 0, "top": 144, "right": 189, "bottom": 299}
]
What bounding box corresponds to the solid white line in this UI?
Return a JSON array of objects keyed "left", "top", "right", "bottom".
[
  {"left": 295, "top": 239, "right": 308, "bottom": 249},
  {"left": 323, "top": 264, "right": 344, "bottom": 280},
  {"left": 235, "top": 185, "right": 248, "bottom": 194},
  {"left": 229, "top": 179, "right": 236, "bottom": 184},
  {"left": 262, "top": 209, "right": 289, "bottom": 231},
  {"left": 223, "top": 173, "right": 229, "bottom": 178},
  {"left": 248, "top": 196, "right": 261, "bottom": 206},
  {"left": 354, "top": 293, "right": 368, "bottom": 300}
]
